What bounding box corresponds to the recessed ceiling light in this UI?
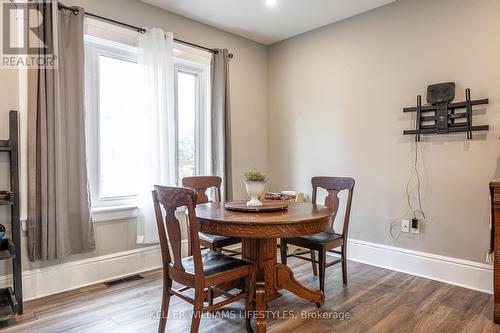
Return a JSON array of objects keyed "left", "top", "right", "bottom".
[{"left": 266, "top": 0, "right": 277, "bottom": 7}]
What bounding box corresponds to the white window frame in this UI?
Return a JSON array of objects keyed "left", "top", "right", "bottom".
[
  {"left": 84, "top": 21, "right": 212, "bottom": 214},
  {"left": 174, "top": 59, "right": 210, "bottom": 184},
  {"left": 84, "top": 35, "right": 140, "bottom": 209}
]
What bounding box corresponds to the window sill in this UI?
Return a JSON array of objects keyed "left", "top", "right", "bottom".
[{"left": 92, "top": 205, "right": 138, "bottom": 223}]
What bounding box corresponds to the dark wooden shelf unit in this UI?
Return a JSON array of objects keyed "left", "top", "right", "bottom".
[
  {"left": 0, "top": 239, "right": 16, "bottom": 260},
  {"left": 492, "top": 182, "right": 500, "bottom": 324},
  {"left": 0, "top": 287, "right": 17, "bottom": 320},
  {"left": 0, "top": 111, "right": 23, "bottom": 318}
]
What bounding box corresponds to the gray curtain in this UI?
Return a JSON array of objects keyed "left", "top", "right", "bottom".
[
  {"left": 211, "top": 49, "right": 233, "bottom": 201},
  {"left": 27, "top": 6, "right": 94, "bottom": 261}
]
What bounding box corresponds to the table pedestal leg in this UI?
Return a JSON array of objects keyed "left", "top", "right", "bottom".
[
  {"left": 276, "top": 263, "right": 324, "bottom": 306},
  {"left": 242, "top": 238, "right": 325, "bottom": 332},
  {"left": 242, "top": 238, "right": 280, "bottom": 300},
  {"left": 255, "top": 281, "right": 266, "bottom": 333},
  {"left": 242, "top": 238, "right": 278, "bottom": 333}
]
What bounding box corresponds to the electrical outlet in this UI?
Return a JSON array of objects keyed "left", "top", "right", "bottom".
[
  {"left": 411, "top": 218, "right": 420, "bottom": 234},
  {"left": 401, "top": 219, "right": 410, "bottom": 233}
]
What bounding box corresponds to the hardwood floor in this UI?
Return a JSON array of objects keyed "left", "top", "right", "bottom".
[{"left": 3, "top": 257, "right": 499, "bottom": 333}]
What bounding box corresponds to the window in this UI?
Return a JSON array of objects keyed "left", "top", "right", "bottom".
[
  {"left": 175, "top": 62, "right": 210, "bottom": 184},
  {"left": 85, "top": 35, "right": 143, "bottom": 208},
  {"left": 84, "top": 21, "right": 211, "bottom": 209},
  {"left": 177, "top": 71, "right": 196, "bottom": 181}
]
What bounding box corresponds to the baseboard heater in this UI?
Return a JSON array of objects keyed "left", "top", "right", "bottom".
[{"left": 103, "top": 274, "right": 144, "bottom": 287}]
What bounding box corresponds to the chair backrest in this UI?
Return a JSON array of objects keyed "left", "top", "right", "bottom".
[
  {"left": 311, "top": 177, "right": 355, "bottom": 237},
  {"left": 152, "top": 186, "right": 203, "bottom": 278},
  {"left": 182, "top": 176, "right": 222, "bottom": 204}
]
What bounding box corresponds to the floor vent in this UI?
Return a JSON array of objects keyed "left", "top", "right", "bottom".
[{"left": 103, "top": 274, "right": 144, "bottom": 287}]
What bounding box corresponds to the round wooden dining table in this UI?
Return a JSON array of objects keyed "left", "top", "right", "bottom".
[{"left": 195, "top": 201, "right": 334, "bottom": 333}]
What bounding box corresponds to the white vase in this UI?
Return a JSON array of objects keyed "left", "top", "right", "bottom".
[{"left": 245, "top": 181, "right": 266, "bottom": 207}]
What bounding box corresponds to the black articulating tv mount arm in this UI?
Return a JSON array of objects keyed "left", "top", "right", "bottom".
[{"left": 403, "top": 82, "right": 489, "bottom": 141}]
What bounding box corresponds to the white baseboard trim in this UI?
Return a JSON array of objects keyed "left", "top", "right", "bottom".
[
  {"left": 0, "top": 245, "right": 163, "bottom": 301},
  {"left": 1, "top": 239, "right": 190, "bottom": 301},
  {"left": 345, "top": 238, "right": 493, "bottom": 294},
  {"left": 4, "top": 238, "right": 492, "bottom": 301}
]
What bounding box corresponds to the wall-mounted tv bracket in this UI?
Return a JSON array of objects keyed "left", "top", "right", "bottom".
[{"left": 403, "top": 82, "right": 489, "bottom": 141}]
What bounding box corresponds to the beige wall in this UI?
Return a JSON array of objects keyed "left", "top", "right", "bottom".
[
  {"left": 268, "top": 0, "right": 500, "bottom": 263},
  {"left": 0, "top": 0, "right": 497, "bottom": 289},
  {"left": 0, "top": 0, "right": 268, "bottom": 274}
]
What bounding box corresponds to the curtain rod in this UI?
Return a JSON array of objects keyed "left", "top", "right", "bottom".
[{"left": 57, "top": 3, "right": 233, "bottom": 58}]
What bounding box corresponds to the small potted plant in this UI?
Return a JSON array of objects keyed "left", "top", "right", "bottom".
[{"left": 244, "top": 169, "right": 267, "bottom": 207}]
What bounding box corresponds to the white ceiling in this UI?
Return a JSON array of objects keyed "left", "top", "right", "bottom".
[{"left": 142, "top": 0, "right": 395, "bottom": 45}]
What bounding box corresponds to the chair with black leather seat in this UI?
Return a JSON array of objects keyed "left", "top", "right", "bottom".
[
  {"left": 152, "top": 186, "right": 255, "bottom": 333},
  {"left": 182, "top": 176, "right": 241, "bottom": 256},
  {"left": 280, "top": 177, "right": 355, "bottom": 293}
]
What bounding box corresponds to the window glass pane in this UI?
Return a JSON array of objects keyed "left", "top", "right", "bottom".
[
  {"left": 98, "top": 55, "right": 142, "bottom": 198},
  {"left": 177, "top": 71, "right": 197, "bottom": 183}
]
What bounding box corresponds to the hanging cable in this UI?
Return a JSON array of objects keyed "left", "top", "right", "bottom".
[
  {"left": 406, "top": 140, "right": 426, "bottom": 220},
  {"left": 390, "top": 109, "right": 428, "bottom": 241}
]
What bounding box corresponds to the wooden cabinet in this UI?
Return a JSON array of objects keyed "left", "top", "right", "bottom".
[{"left": 491, "top": 182, "right": 500, "bottom": 324}]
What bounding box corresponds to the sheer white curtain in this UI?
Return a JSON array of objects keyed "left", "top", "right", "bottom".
[{"left": 136, "top": 28, "right": 176, "bottom": 243}]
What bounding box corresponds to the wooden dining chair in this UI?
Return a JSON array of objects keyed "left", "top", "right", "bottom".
[
  {"left": 280, "top": 177, "right": 355, "bottom": 293},
  {"left": 152, "top": 186, "right": 255, "bottom": 333},
  {"left": 182, "top": 176, "right": 241, "bottom": 256}
]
